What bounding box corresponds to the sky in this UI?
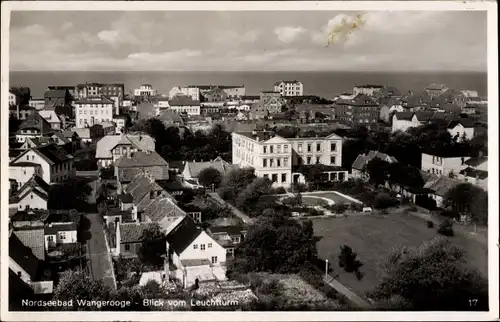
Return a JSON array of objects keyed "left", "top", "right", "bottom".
[{"left": 9, "top": 10, "right": 487, "bottom": 72}]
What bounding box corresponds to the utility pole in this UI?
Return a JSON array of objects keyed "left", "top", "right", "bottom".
[{"left": 325, "top": 259, "right": 329, "bottom": 280}]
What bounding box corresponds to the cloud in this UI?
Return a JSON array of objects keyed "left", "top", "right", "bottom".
[
  {"left": 97, "top": 30, "right": 120, "bottom": 44},
  {"left": 274, "top": 26, "right": 306, "bottom": 43}
]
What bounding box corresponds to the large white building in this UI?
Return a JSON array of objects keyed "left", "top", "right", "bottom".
[
  {"left": 169, "top": 86, "right": 200, "bottom": 101},
  {"left": 74, "top": 96, "right": 114, "bottom": 128},
  {"left": 273, "top": 81, "right": 303, "bottom": 97},
  {"left": 134, "top": 84, "right": 158, "bottom": 97},
  {"left": 232, "top": 131, "right": 346, "bottom": 187}
]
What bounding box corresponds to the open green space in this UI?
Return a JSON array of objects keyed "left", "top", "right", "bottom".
[
  {"left": 312, "top": 212, "right": 488, "bottom": 298},
  {"left": 306, "top": 191, "right": 357, "bottom": 204}
]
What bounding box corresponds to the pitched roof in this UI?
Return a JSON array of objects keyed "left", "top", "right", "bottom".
[
  {"left": 44, "top": 223, "right": 78, "bottom": 234},
  {"left": 143, "top": 197, "right": 186, "bottom": 222},
  {"left": 351, "top": 154, "right": 368, "bottom": 170},
  {"left": 117, "top": 193, "right": 134, "bottom": 203},
  {"left": 17, "top": 175, "right": 51, "bottom": 196},
  {"left": 208, "top": 225, "right": 247, "bottom": 236},
  {"left": 119, "top": 222, "right": 156, "bottom": 243},
  {"left": 13, "top": 228, "right": 45, "bottom": 260},
  {"left": 116, "top": 151, "right": 168, "bottom": 168},
  {"left": 394, "top": 111, "right": 414, "bottom": 121},
  {"left": 185, "top": 158, "right": 231, "bottom": 178},
  {"left": 169, "top": 95, "right": 200, "bottom": 106},
  {"left": 52, "top": 131, "right": 71, "bottom": 144},
  {"left": 166, "top": 216, "right": 203, "bottom": 255},
  {"left": 44, "top": 89, "right": 68, "bottom": 99},
  {"left": 447, "top": 118, "right": 475, "bottom": 129},
  {"left": 459, "top": 167, "right": 488, "bottom": 180},
  {"left": 423, "top": 176, "right": 462, "bottom": 197},
  {"left": 17, "top": 113, "right": 54, "bottom": 134},
  {"left": 440, "top": 102, "right": 461, "bottom": 114},
  {"left": 351, "top": 150, "right": 397, "bottom": 170},
  {"left": 351, "top": 94, "right": 378, "bottom": 106},
  {"left": 35, "top": 143, "right": 73, "bottom": 165},
  {"left": 425, "top": 83, "right": 448, "bottom": 91},
  {"left": 125, "top": 172, "right": 165, "bottom": 205},
  {"left": 464, "top": 156, "right": 487, "bottom": 167},
  {"left": 158, "top": 110, "right": 184, "bottom": 124},
  {"left": 9, "top": 232, "right": 40, "bottom": 279},
  {"left": 74, "top": 97, "right": 114, "bottom": 104},
  {"left": 95, "top": 134, "right": 155, "bottom": 159}
]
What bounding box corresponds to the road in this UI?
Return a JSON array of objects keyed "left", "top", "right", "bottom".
[{"left": 85, "top": 212, "right": 116, "bottom": 289}]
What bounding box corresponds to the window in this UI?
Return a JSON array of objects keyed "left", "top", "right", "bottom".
[
  {"left": 272, "top": 174, "right": 278, "bottom": 182},
  {"left": 316, "top": 157, "right": 320, "bottom": 164},
  {"left": 281, "top": 173, "right": 287, "bottom": 183},
  {"left": 307, "top": 144, "right": 312, "bottom": 152},
  {"left": 201, "top": 244, "right": 206, "bottom": 251},
  {"left": 277, "top": 159, "right": 281, "bottom": 167},
  {"left": 330, "top": 156, "right": 336, "bottom": 164},
  {"left": 316, "top": 143, "right": 321, "bottom": 151},
  {"left": 208, "top": 243, "right": 212, "bottom": 248},
  {"left": 47, "top": 235, "right": 54, "bottom": 242},
  {"left": 331, "top": 143, "right": 336, "bottom": 151},
  {"left": 263, "top": 146, "right": 267, "bottom": 154},
  {"left": 270, "top": 145, "right": 274, "bottom": 153},
  {"left": 193, "top": 244, "right": 198, "bottom": 249},
  {"left": 263, "top": 159, "right": 267, "bottom": 167},
  {"left": 263, "top": 174, "right": 269, "bottom": 179},
  {"left": 298, "top": 144, "right": 303, "bottom": 153},
  {"left": 26, "top": 156, "right": 29, "bottom": 160},
  {"left": 284, "top": 145, "right": 288, "bottom": 153},
  {"left": 211, "top": 256, "right": 218, "bottom": 264},
  {"left": 31, "top": 194, "right": 33, "bottom": 199},
  {"left": 270, "top": 159, "right": 275, "bottom": 167},
  {"left": 59, "top": 232, "right": 66, "bottom": 240},
  {"left": 231, "top": 236, "right": 241, "bottom": 244},
  {"left": 307, "top": 157, "right": 312, "bottom": 164},
  {"left": 277, "top": 145, "right": 281, "bottom": 153}
]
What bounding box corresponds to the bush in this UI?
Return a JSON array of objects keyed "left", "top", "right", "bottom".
[
  {"left": 273, "top": 187, "right": 287, "bottom": 195},
  {"left": 427, "top": 221, "right": 434, "bottom": 228},
  {"left": 374, "top": 193, "right": 400, "bottom": 209},
  {"left": 438, "top": 219, "right": 454, "bottom": 236},
  {"left": 258, "top": 279, "right": 280, "bottom": 296}
]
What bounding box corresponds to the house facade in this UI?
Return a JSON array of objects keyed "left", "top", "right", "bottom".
[
  {"left": 134, "top": 84, "right": 158, "bottom": 97},
  {"left": 334, "top": 94, "right": 379, "bottom": 124},
  {"left": 447, "top": 119, "right": 475, "bottom": 142},
  {"left": 182, "top": 157, "right": 232, "bottom": 183},
  {"left": 274, "top": 81, "right": 304, "bottom": 97},
  {"left": 44, "top": 223, "right": 78, "bottom": 249},
  {"left": 421, "top": 152, "right": 470, "bottom": 177},
  {"left": 207, "top": 225, "right": 248, "bottom": 258},
  {"left": 115, "top": 222, "right": 155, "bottom": 257},
  {"left": 10, "top": 175, "right": 50, "bottom": 211},
  {"left": 351, "top": 151, "right": 398, "bottom": 179},
  {"left": 168, "top": 95, "right": 201, "bottom": 116},
  {"left": 9, "top": 163, "right": 43, "bottom": 188},
  {"left": 232, "top": 131, "right": 344, "bottom": 187},
  {"left": 10, "top": 144, "right": 75, "bottom": 184},
  {"left": 115, "top": 151, "right": 169, "bottom": 184},
  {"left": 15, "top": 113, "right": 55, "bottom": 143},
  {"left": 142, "top": 197, "right": 186, "bottom": 232},
  {"left": 74, "top": 96, "right": 114, "bottom": 128},
  {"left": 37, "top": 109, "right": 63, "bottom": 131},
  {"left": 95, "top": 133, "right": 155, "bottom": 168},
  {"left": 76, "top": 83, "right": 124, "bottom": 99},
  {"left": 425, "top": 83, "right": 449, "bottom": 98},
  {"left": 169, "top": 86, "right": 200, "bottom": 101},
  {"left": 352, "top": 85, "right": 383, "bottom": 97}
]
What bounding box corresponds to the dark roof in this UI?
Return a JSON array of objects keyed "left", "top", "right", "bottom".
[
  {"left": 45, "top": 209, "right": 81, "bottom": 225},
  {"left": 459, "top": 167, "right": 488, "bottom": 180},
  {"left": 106, "top": 208, "right": 133, "bottom": 221},
  {"left": 208, "top": 225, "right": 247, "bottom": 236},
  {"left": 166, "top": 216, "right": 203, "bottom": 255},
  {"left": 17, "top": 113, "right": 54, "bottom": 134},
  {"left": 9, "top": 232, "right": 40, "bottom": 279},
  {"left": 44, "top": 223, "right": 78, "bottom": 234},
  {"left": 10, "top": 210, "right": 50, "bottom": 223},
  {"left": 116, "top": 151, "right": 168, "bottom": 168},
  {"left": 354, "top": 84, "right": 384, "bottom": 89},
  {"left": 394, "top": 112, "right": 414, "bottom": 121},
  {"left": 448, "top": 118, "right": 474, "bottom": 129},
  {"left": 9, "top": 162, "right": 41, "bottom": 167},
  {"left": 464, "top": 156, "right": 487, "bottom": 167},
  {"left": 169, "top": 95, "right": 200, "bottom": 106},
  {"left": 75, "top": 97, "right": 114, "bottom": 104},
  {"left": 125, "top": 173, "right": 165, "bottom": 206},
  {"left": 17, "top": 175, "right": 51, "bottom": 195},
  {"left": 425, "top": 83, "right": 448, "bottom": 90},
  {"left": 241, "top": 95, "right": 260, "bottom": 100},
  {"left": 119, "top": 222, "right": 156, "bottom": 243},
  {"left": 143, "top": 196, "right": 185, "bottom": 222},
  {"left": 44, "top": 89, "right": 68, "bottom": 99},
  {"left": 237, "top": 131, "right": 275, "bottom": 141},
  {"left": 351, "top": 94, "right": 378, "bottom": 106},
  {"left": 117, "top": 193, "right": 134, "bottom": 203},
  {"left": 34, "top": 144, "right": 72, "bottom": 165}
]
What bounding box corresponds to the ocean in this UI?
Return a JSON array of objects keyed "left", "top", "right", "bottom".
[{"left": 9, "top": 71, "right": 488, "bottom": 99}]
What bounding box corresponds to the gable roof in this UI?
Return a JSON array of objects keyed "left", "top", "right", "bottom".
[
  {"left": 13, "top": 227, "right": 47, "bottom": 261},
  {"left": 44, "top": 223, "right": 78, "bottom": 234},
  {"left": 459, "top": 167, "right": 488, "bottom": 180},
  {"left": 95, "top": 134, "right": 155, "bottom": 159},
  {"left": 17, "top": 113, "right": 54, "bottom": 135},
  {"left": 394, "top": 111, "right": 414, "bottom": 121},
  {"left": 143, "top": 197, "right": 186, "bottom": 222},
  {"left": 352, "top": 150, "right": 398, "bottom": 170},
  {"left": 166, "top": 216, "right": 203, "bottom": 255},
  {"left": 169, "top": 95, "right": 200, "bottom": 107},
  {"left": 116, "top": 151, "right": 168, "bottom": 168},
  {"left": 125, "top": 172, "right": 165, "bottom": 205},
  {"left": 464, "top": 156, "right": 487, "bottom": 168},
  {"left": 9, "top": 232, "right": 40, "bottom": 279},
  {"left": 119, "top": 222, "right": 156, "bottom": 243},
  {"left": 185, "top": 158, "right": 231, "bottom": 178},
  {"left": 158, "top": 110, "right": 184, "bottom": 124},
  {"left": 423, "top": 176, "right": 462, "bottom": 197},
  {"left": 11, "top": 143, "right": 72, "bottom": 166},
  {"left": 447, "top": 118, "right": 475, "bottom": 129},
  {"left": 208, "top": 225, "right": 247, "bottom": 236},
  {"left": 17, "top": 175, "right": 51, "bottom": 195},
  {"left": 44, "top": 89, "right": 68, "bottom": 99},
  {"left": 52, "top": 131, "right": 71, "bottom": 144}
]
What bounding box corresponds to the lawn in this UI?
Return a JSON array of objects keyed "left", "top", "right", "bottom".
[
  {"left": 305, "top": 191, "right": 358, "bottom": 204},
  {"left": 312, "top": 212, "right": 488, "bottom": 298},
  {"left": 282, "top": 196, "right": 329, "bottom": 207}
]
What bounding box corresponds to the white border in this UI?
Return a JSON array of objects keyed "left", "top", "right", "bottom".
[{"left": 1, "top": 1, "right": 498, "bottom": 321}]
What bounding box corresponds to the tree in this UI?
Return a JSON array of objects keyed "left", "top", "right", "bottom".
[
  {"left": 47, "top": 178, "right": 92, "bottom": 210},
  {"left": 109, "top": 286, "right": 147, "bottom": 311},
  {"left": 338, "top": 245, "right": 363, "bottom": 274},
  {"left": 365, "top": 158, "right": 391, "bottom": 186},
  {"left": 138, "top": 223, "right": 166, "bottom": 266},
  {"left": 370, "top": 237, "right": 488, "bottom": 310},
  {"left": 438, "top": 218, "right": 454, "bottom": 236},
  {"left": 53, "top": 270, "right": 112, "bottom": 310},
  {"left": 198, "top": 167, "right": 222, "bottom": 188},
  {"left": 218, "top": 168, "right": 256, "bottom": 202},
  {"left": 444, "top": 183, "right": 488, "bottom": 225},
  {"left": 227, "top": 216, "right": 320, "bottom": 275},
  {"left": 235, "top": 177, "right": 273, "bottom": 210}
]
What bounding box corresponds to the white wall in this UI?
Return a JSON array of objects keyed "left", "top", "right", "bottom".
[
  {"left": 9, "top": 258, "right": 33, "bottom": 284},
  {"left": 421, "top": 153, "right": 469, "bottom": 176},
  {"left": 392, "top": 115, "right": 419, "bottom": 132},
  {"left": 12, "top": 151, "right": 51, "bottom": 184},
  {"left": 9, "top": 165, "right": 40, "bottom": 187},
  {"left": 448, "top": 124, "right": 474, "bottom": 142},
  {"left": 75, "top": 102, "right": 114, "bottom": 128},
  {"left": 177, "top": 232, "right": 226, "bottom": 266},
  {"left": 170, "top": 105, "right": 201, "bottom": 116},
  {"left": 17, "top": 192, "right": 48, "bottom": 211}
]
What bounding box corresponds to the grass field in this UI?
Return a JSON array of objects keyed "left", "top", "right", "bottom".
[
  {"left": 306, "top": 191, "right": 357, "bottom": 204},
  {"left": 312, "top": 212, "right": 488, "bottom": 297},
  {"left": 283, "top": 196, "right": 329, "bottom": 207}
]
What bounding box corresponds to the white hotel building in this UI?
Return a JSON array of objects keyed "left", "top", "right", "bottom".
[
  {"left": 74, "top": 96, "right": 114, "bottom": 128},
  {"left": 274, "top": 81, "right": 304, "bottom": 97},
  {"left": 232, "top": 131, "right": 346, "bottom": 187}
]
